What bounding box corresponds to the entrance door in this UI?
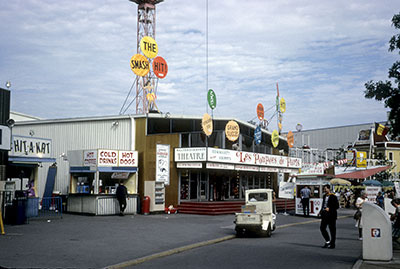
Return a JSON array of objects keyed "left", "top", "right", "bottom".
[
  {"left": 199, "top": 172, "right": 207, "bottom": 201},
  {"left": 190, "top": 172, "right": 197, "bottom": 200}
]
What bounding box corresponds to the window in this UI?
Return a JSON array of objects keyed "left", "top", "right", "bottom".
[
  {"left": 389, "top": 152, "right": 393, "bottom": 161},
  {"left": 181, "top": 133, "right": 189, "bottom": 147},
  {"left": 147, "top": 118, "right": 170, "bottom": 134}
]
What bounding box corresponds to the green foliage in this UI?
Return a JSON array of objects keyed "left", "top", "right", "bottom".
[{"left": 365, "top": 13, "right": 400, "bottom": 140}]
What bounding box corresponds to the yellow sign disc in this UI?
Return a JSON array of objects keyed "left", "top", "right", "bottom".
[
  {"left": 280, "top": 98, "right": 286, "bottom": 113},
  {"left": 225, "top": 120, "right": 240, "bottom": 142},
  {"left": 202, "top": 113, "right": 213, "bottom": 136},
  {"left": 271, "top": 129, "right": 279, "bottom": 148},
  {"left": 130, "top": 54, "right": 150, "bottom": 77},
  {"left": 140, "top": 36, "right": 158, "bottom": 59}
]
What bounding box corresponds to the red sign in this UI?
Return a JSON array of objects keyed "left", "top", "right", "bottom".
[
  {"left": 152, "top": 56, "right": 168, "bottom": 79},
  {"left": 257, "top": 103, "right": 264, "bottom": 121}
]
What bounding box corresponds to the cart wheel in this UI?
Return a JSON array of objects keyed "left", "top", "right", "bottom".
[
  {"left": 265, "top": 224, "right": 272, "bottom": 237},
  {"left": 236, "top": 228, "right": 245, "bottom": 238}
]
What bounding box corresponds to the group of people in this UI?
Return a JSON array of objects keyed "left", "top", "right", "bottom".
[{"left": 299, "top": 185, "right": 400, "bottom": 249}]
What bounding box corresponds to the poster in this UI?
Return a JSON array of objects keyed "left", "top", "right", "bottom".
[
  {"left": 365, "top": 186, "right": 381, "bottom": 203},
  {"left": 156, "top": 144, "right": 170, "bottom": 185}
]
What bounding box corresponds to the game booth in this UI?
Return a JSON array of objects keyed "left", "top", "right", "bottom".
[{"left": 295, "top": 174, "right": 331, "bottom": 217}]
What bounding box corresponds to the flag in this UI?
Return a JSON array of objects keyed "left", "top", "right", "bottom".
[{"left": 375, "top": 123, "right": 389, "bottom": 136}]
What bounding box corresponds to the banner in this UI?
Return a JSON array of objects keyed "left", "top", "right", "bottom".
[{"left": 279, "top": 182, "right": 295, "bottom": 199}]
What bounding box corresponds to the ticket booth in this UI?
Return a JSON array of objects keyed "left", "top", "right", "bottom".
[{"left": 295, "top": 175, "right": 330, "bottom": 217}]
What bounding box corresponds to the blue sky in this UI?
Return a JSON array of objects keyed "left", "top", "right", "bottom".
[{"left": 0, "top": 0, "right": 399, "bottom": 132}]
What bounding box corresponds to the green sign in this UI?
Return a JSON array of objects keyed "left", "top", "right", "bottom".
[{"left": 207, "top": 89, "right": 217, "bottom": 110}]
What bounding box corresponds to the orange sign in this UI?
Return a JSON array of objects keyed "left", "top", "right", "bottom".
[
  {"left": 130, "top": 54, "right": 150, "bottom": 77},
  {"left": 287, "top": 131, "right": 294, "bottom": 148},
  {"left": 257, "top": 103, "right": 264, "bottom": 121},
  {"left": 153, "top": 56, "right": 168, "bottom": 79}
]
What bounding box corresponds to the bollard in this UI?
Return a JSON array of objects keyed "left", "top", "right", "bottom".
[{"left": 362, "top": 202, "right": 392, "bottom": 261}]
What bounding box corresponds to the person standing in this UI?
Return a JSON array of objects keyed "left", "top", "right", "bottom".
[
  {"left": 376, "top": 191, "right": 384, "bottom": 209},
  {"left": 300, "top": 185, "right": 311, "bottom": 217},
  {"left": 355, "top": 192, "right": 367, "bottom": 240},
  {"left": 116, "top": 181, "right": 128, "bottom": 216},
  {"left": 318, "top": 184, "right": 339, "bottom": 249},
  {"left": 390, "top": 198, "right": 400, "bottom": 246}
]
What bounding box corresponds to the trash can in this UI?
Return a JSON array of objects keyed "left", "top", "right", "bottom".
[
  {"left": 14, "top": 197, "right": 27, "bottom": 225},
  {"left": 142, "top": 196, "right": 150, "bottom": 215}
]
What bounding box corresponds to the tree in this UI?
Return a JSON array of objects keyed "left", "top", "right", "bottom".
[{"left": 365, "top": 13, "right": 400, "bottom": 140}]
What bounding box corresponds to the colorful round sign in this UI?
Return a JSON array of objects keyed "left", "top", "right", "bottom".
[
  {"left": 152, "top": 56, "right": 168, "bottom": 79},
  {"left": 140, "top": 36, "right": 158, "bottom": 59},
  {"left": 257, "top": 103, "right": 264, "bottom": 121},
  {"left": 280, "top": 98, "right": 286, "bottom": 113},
  {"left": 225, "top": 121, "right": 240, "bottom": 142},
  {"left": 207, "top": 89, "right": 217, "bottom": 110},
  {"left": 287, "top": 131, "right": 294, "bottom": 148},
  {"left": 271, "top": 129, "right": 279, "bottom": 148},
  {"left": 130, "top": 54, "right": 150, "bottom": 77},
  {"left": 202, "top": 113, "right": 213, "bottom": 136}
]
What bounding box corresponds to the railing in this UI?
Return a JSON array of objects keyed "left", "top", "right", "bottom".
[{"left": 37, "top": 197, "right": 63, "bottom": 219}]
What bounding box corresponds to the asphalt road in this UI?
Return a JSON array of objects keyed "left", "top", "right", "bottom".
[
  {"left": 132, "top": 214, "right": 361, "bottom": 269},
  {"left": 0, "top": 210, "right": 360, "bottom": 268}
]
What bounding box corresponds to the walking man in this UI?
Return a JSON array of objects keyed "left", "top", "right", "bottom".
[
  {"left": 300, "top": 185, "right": 311, "bottom": 217},
  {"left": 116, "top": 181, "right": 128, "bottom": 216},
  {"left": 318, "top": 184, "right": 339, "bottom": 249}
]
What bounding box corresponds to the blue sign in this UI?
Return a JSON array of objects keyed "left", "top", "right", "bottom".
[{"left": 254, "top": 126, "right": 262, "bottom": 145}]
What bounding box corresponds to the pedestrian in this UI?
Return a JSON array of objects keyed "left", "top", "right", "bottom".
[
  {"left": 116, "top": 180, "right": 128, "bottom": 216},
  {"left": 376, "top": 191, "right": 384, "bottom": 209},
  {"left": 318, "top": 184, "right": 339, "bottom": 249},
  {"left": 390, "top": 198, "right": 400, "bottom": 246},
  {"left": 300, "top": 185, "right": 311, "bottom": 217},
  {"left": 355, "top": 191, "right": 367, "bottom": 240},
  {"left": 344, "top": 189, "right": 352, "bottom": 208}
]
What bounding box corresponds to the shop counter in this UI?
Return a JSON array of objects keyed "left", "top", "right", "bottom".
[{"left": 67, "top": 194, "right": 138, "bottom": 215}]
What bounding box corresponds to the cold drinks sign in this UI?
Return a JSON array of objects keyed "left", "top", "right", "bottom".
[{"left": 91, "top": 149, "right": 138, "bottom": 167}]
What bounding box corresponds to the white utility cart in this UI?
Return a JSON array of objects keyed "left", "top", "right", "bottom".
[{"left": 234, "top": 189, "right": 276, "bottom": 237}]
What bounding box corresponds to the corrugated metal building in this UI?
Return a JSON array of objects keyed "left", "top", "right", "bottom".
[
  {"left": 11, "top": 115, "right": 135, "bottom": 198},
  {"left": 291, "top": 122, "right": 386, "bottom": 150}
]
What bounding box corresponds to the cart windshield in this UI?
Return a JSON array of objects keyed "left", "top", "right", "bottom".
[{"left": 248, "top": 192, "right": 268, "bottom": 202}]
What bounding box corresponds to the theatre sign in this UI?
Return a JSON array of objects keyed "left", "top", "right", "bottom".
[{"left": 175, "top": 147, "right": 301, "bottom": 171}]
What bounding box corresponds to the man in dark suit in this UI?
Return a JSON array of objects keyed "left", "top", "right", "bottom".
[{"left": 318, "top": 184, "right": 339, "bottom": 249}]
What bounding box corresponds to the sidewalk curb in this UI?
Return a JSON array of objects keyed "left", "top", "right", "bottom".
[
  {"left": 105, "top": 215, "right": 352, "bottom": 268},
  {"left": 104, "top": 235, "right": 236, "bottom": 269}
]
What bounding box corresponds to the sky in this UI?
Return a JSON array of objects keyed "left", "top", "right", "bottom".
[{"left": 0, "top": 0, "right": 399, "bottom": 132}]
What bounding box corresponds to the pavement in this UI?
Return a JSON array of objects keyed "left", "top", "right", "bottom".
[{"left": 0, "top": 208, "right": 399, "bottom": 268}]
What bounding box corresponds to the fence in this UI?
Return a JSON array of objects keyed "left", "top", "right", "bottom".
[{"left": 1, "top": 191, "right": 62, "bottom": 224}]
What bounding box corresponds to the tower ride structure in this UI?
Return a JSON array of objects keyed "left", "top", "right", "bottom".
[{"left": 130, "top": 0, "right": 163, "bottom": 114}]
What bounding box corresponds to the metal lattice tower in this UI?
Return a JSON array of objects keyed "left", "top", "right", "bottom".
[{"left": 130, "top": 0, "right": 163, "bottom": 114}]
